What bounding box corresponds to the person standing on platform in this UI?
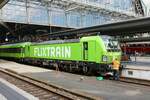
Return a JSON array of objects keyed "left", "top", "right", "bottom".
[{"left": 112, "top": 58, "right": 120, "bottom": 80}]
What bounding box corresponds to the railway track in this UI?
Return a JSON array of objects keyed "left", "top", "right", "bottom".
[
  {"left": 0, "top": 66, "right": 149, "bottom": 100},
  {"left": 120, "top": 77, "right": 150, "bottom": 86},
  {"left": 0, "top": 69, "right": 101, "bottom": 100}
]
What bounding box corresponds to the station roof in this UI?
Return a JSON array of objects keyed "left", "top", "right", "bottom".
[
  {"left": 1, "top": 16, "right": 150, "bottom": 43},
  {"left": 0, "top": 22, "right": 71, "bottom": 41},
  {"left": 0, "top": 0, "right": 9, "bottom": 8},
  {"left": 45, "top": 17, "right": 150, "bottom": 37}
]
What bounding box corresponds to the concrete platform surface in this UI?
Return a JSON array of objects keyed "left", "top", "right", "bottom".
[
  {"left": 123, "top": 57, "right": 150, "bottom": 69},
  {"left": 122, "top": 57, "right": 150, "bottom": 80},
  {"left": 0, "top": 78, "right": 38, "bottom": 100},
  {"left": 0, "top": 59, "right": 150, "bottom": 100},
  {"left": 130, "top": 56, "right": 150, "bottom": 63}
]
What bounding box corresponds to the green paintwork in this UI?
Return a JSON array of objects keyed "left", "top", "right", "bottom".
[
  {"left": 0, "top": 36, "right": 121, "bottom": 64},
  {"left": 80, "top": 36, "right": 121, "bottom": 64},
  {"left": 0, "top": 42, "right": 31, "bottom": 58},
  {"left": 29, "top": 43, "right": 83, "bottom": 61}
]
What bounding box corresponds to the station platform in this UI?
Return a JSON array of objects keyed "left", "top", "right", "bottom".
[
  {"left": 0, "top": 78, "right": 38, "bottom": 100},
  {"left": 0, "top": 59, "right": 150, "bottom": 100},
  {"left": 122, "top": 57, "right": 150, "bottom": 80}
]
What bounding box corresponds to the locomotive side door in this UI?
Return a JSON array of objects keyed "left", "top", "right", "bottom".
[{"left": 83, "top": 42, "right": 88, "bottom": 60}]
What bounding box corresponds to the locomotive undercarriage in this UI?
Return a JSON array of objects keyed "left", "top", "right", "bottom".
[
  {"left": 22, "top": 58, "right": 112, "bottom": 75},
  {"left": 0, "top": 57, "right": 112, "bottom": 76}
]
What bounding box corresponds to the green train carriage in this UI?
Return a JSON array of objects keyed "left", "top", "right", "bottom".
[{"left": 0, "top": 42, "right": 31, "bottom": 59}]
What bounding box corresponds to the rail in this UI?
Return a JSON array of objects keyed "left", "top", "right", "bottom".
[
  {"left": 120, "top": 77, "right": 150, "bottom": 86},
  {"left": 0, "top": 68, "right": 102, "bottom": 100}
]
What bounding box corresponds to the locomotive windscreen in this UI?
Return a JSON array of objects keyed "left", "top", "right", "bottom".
[{"left": 101, "top": 36, "right": 120, "bottom": 52}]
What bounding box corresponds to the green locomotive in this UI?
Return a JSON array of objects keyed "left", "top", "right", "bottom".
[{"left": 0, "top": 35, "right": 121, "bottom": 75}]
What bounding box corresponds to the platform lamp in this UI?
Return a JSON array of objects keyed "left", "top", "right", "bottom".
[
  {"left": 5, "top": 32, "right": 9, "bottom": 42},
  {"left": 5, "top": 36, "right": 8, "bottom": 41}
]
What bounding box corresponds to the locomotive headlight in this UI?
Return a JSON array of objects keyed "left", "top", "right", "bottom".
[{"left": 102, "top": 55, "right": 108, "bottom": 62}]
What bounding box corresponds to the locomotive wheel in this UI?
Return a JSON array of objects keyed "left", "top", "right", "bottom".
[
  {"left": 64, "top": 65, "right": 72, "bottom": 72},
  {"left": 69, "top": 65, "right": 72, "bottom": 72},
  {"left": 62, "top": 64, "right": 66, "bottom": 71},
  {"left": 82, "top": 66, "right": 91, "bottom": 75}
]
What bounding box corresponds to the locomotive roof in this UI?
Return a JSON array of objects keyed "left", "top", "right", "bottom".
[
  {"left": 32, "top": 39, "right": 80, "bottom": 45},
  {"left": 0, "top": 42, "right": 31, "bottom": 47}
]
